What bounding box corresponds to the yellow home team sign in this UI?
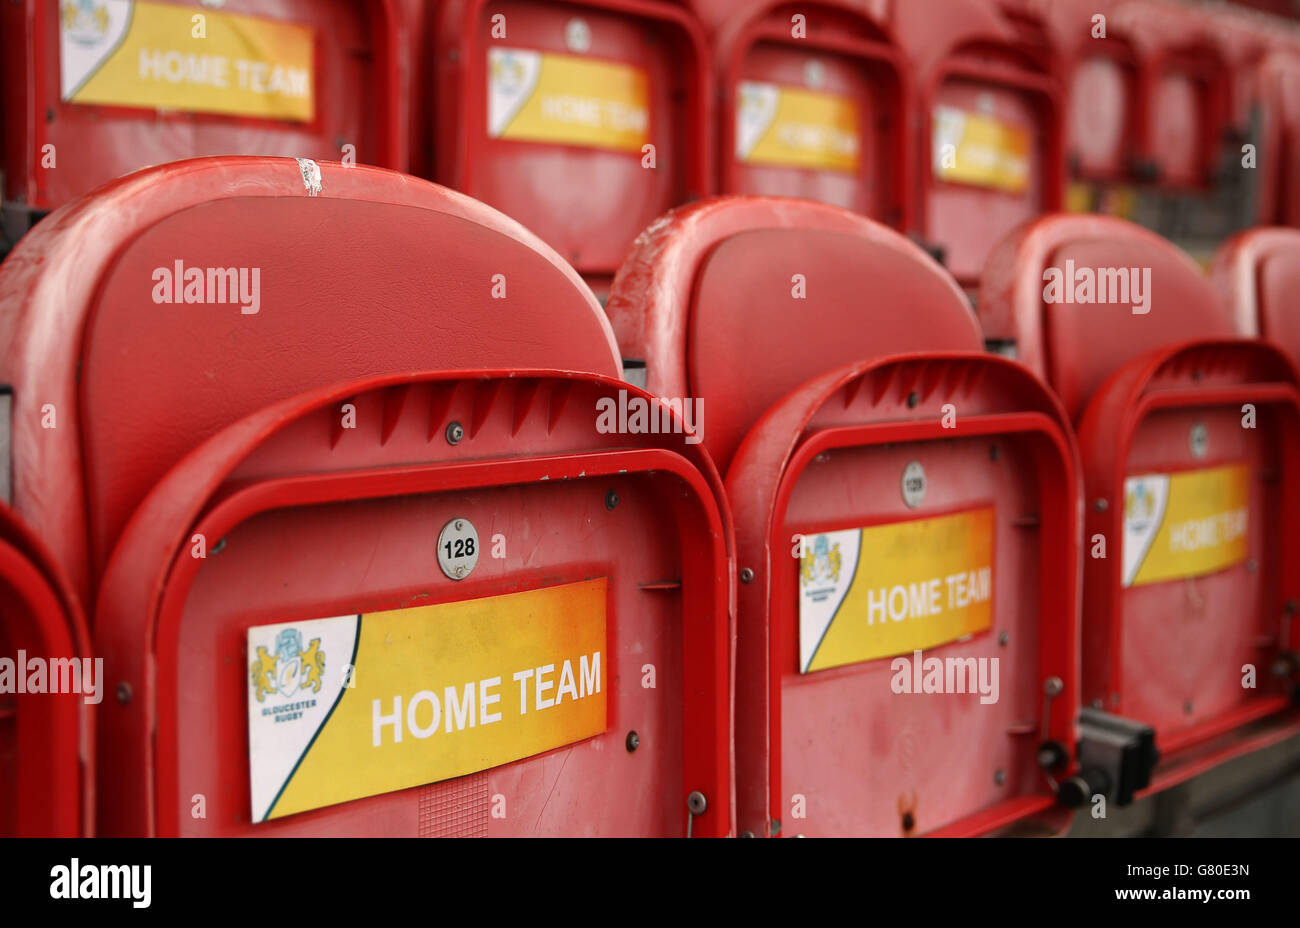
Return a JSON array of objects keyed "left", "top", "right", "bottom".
[
  {"left": 488, "top": 47, "right": 650, "bottom": 152},
  {"left": 1122, "top": 464, "right": 1250, "bottom": 588},
  {"left": 799, "top": 508, "right": 995, "bottom": 674},
  {"left": 735, "top": 81, "right": 862, "bottom": 173},
  {"left": 59, "top": 0, "right": 314, "bottom": 121},
  {"left": 246, "top": 579, "right": 607, "bottom": 823},
  {"left": 932, "top": 105, "right": 1030, "bottom": 193}
]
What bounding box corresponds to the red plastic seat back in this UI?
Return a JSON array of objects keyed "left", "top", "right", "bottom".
[
  {"left": 1212, "top": 227, "right": 1300, "bottom": 366},
  {"left": 1112, "top": 1, "right": 1229, "bottom": 190},
  {"left": 722, "top": 352, "right": 1081, "bottom": 837},
  {"left": 0, "top": 504, "right": 91, "bottom": 837},
  {"left": 980, "top": 214, "right": 1236, "bottom": 421},
  {"left": 607, "top": 196, "right": 980, "bottom": 473},
  {"left": 1074, "top": 340, "right": 1300, "bottom": 755},
  {"left": 1, "top": 0, "right": 406, "bottom": 215},
  {"left": 0, "top": 157, "right": 620, "bottom": 601},
  {"left": 985, "top": 214, "right": 1300, "bottom": 763},
  {"left": 695, "top": 0, "right": 908, "bottom": 224},
  {"left": 891, "top": 0, "right": 1064, "bottom": 286},
  {"left": 93, "top": 370, "right": 734, "bottom": 837},
  {"left": 434, "top": 0, "right": 712, "bottom": 284},
  {"left": 1027, "top": 0, "right": 1141, "bottom": 185},
  {"left": 611, "top": 195, "right": 1081, "bottom": 836},
  {"left": 1253, "top": 54, "right": 1300, "bottom": 227}
]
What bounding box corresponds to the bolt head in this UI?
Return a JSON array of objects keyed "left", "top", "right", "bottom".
[
  {"left": 740, "top": 567, "right": 755, "bottom": 584},
  {"left": 625, "top": 731, "right": 640, "bottom": 752},
  {"left": 445, "top": 421, "right": 464, "bottom": 445}
]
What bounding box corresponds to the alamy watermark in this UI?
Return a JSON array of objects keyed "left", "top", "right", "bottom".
[
  {"left": 0, "top": 652, "right": 103, "bottom": 704},
  {"left": 50, "top": 859, "right": 151, "bottom": 908},
  {"left": 595, "top": 389, "right": 704, "bottom": 445},
  {"left": 152, "top": 260, "right": 261, "bottom": 314},
  {"left": 1042, "top": 260, "right": 1152, "bottom": 315},
  {"left": 890, "top": 649, "right": 1000, "bottom": 705}
]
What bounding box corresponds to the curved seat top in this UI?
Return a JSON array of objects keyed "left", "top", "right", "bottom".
[
  {"left": 0, "top": 156, "right": 621, "bottom": 595},
  {"left": 606, "top": 195, "right": 981, "bottom": 473},
  {"left": 979, "top": 213, "right": 1236, "bottom": 422},
  {"left": 1212, "top": 227, "right": 1300, "bottom": 366}
]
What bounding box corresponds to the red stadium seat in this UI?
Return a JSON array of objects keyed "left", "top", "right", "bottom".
[
  {"left": 0, "top": 0, "right": 408, "bottom": 249},
  {"left": 95, "top": 369, "right": 734, "bottom": 837},
  {"left": 687, "top": 0, "right": 909, "bottom": 225},
  {"left": 1212, "top": 226, "right": 1300, "bottom": 364},
  {"left": 0, "top": 155, "right": 734, "bottom": 837},
  {"left": 1112, "top": 1, "right": 1231, "bottom": 190},
  {"left": 1250, "top": 52, "right": 1300, "bottom": 228},
  {"left": 607, "top": 196, "right": 975, "bottom": 473},
  {"left": 1029, "top": 0, "right": 1142, "bottom": 190},
  {"left": 892, "top": 0, "right": 1064, "bottom": 285},
  {"left": 610, "top": 196, "right": 1084, "bottom": 836},
  {"left": 982, "top": 214, "right": 1300, "bottom": 790},
  {"left": 433, "top": 0, "right": 713, "bottom": 294},
  {"left": 0, "top": 502, "right": 92, "bottom": 837},
  {"left": 0, "top": 156, "right": 621, "bottom": 602}
]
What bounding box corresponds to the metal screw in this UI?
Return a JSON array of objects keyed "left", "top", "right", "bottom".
[
  {"left": 1094, "top": 498, "right": 1109, "bottom": 512},
  {"left": 625, "top": 731, "right": 640, "bottom": 752},
  {"left": 1044, "top": 676, "right": 1064, "bottom": 697},
  {"left": 990, "top": 444, "right": 1000, "bottom": 461},
  {"left": 1184, "top": 700, "right": 1195, "bottom": 715},
  {"left": 605, "top": 489, "right": 618, "bottom": 510},
  {"left": 906, "top": 391, "right": 920, "bottom": 409},
  {"left": 445, "top": 421, "right": 464, "bottom": 445},
  {"left": 998, "top": 632, "right": 1009, "bottom": 647},
  {"left": 739, "top": 830, "right": 755, "bottom": 838},
  {"left": 116, "top": 682, "right": 132, "bottom": 705},
  {"left": 740, "top": 567, "right": 755, "bottom": 584},
  {"left": 994, "top": 769, "right": 1006, "bottom": 786},
  {"left": 687, "top": 791, "right": 707, "bottom": 815}
]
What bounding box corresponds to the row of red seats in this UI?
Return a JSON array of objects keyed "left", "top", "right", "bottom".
[
  {"left": 4, "top": 1, "right": 1299, "bottom": 288},
  {"left": 2, "top": 153, "right": 1296, "bottom": 836}
]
